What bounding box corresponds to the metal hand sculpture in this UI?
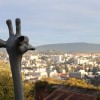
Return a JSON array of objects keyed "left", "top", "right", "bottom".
[{"left": 0, "top": 18, "right": 35, "bottom": 100}]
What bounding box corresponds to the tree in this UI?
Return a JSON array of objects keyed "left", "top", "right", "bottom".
[
  {"left": 0, "top": 61, "right": 14, "bottom": 100},
  {"left": 0, "top": 61, "right": 34, "bottom": 100}
]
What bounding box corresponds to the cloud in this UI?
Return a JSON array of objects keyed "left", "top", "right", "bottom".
[{"left": 0, "top": 0, "right": 100, "bottom": 45}]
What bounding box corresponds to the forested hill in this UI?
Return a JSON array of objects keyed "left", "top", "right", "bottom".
[{"left": 36, "top": 42, "right": 100, "bottom": 53}]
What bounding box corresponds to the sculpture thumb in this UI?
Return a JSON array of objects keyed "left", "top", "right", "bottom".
[{"left": 28, "top": 44, "right": 35, "bottom": 50}]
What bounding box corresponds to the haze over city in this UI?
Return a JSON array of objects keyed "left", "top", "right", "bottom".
[{"left": 0, "top": 0, "right": 100, "bottom": 46}]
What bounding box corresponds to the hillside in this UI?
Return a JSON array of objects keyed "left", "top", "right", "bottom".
[{"left": 36, "top": 42, "right": 100, "bottom": 53}]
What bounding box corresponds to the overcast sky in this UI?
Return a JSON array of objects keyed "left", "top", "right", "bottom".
[{"left": 0, "top": 0, "right": 100, "bottom": 46}]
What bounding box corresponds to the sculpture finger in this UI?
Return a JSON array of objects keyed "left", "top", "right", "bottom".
[
  {"left": 16, "top": 18, "right": 21, "bottom": 36},
  {"left": 0, "top": 39, "right": 6, "bottom": 48},
  {"left": 6, "top": 19, "right": 14, "bottom": 36}
]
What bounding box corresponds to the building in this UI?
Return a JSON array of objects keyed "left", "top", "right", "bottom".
[
  {"left": 50, "top": 55, "right": 63, "bottom": 62},
  {"left": 69, "top": 72, "right": 84, "bottom": 79},
  {"left": 74, "top": 58, "right": 89, "bottom": 65}
]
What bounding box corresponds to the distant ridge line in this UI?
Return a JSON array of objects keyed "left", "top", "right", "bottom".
[{"left": 36, "top": 42, "right": 100, "bottom": 53}]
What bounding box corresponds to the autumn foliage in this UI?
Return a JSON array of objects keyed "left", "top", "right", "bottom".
[{"left": 0, "top": 61, "right": 34, "bottom": 100}]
